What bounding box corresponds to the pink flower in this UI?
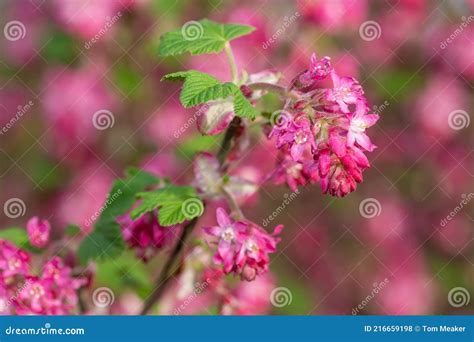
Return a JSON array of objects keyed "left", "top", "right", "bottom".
[
  {"left": 26, "top": 217, "right": 51, "bottom": 248},
  {"left": 271, "top": 154, "right": 309, "bottom": 191},
  {"left": 270, "top": 115, "right": 316, "bottom": 162},
  {"left": 0, "top": 240, "right": 30, "bottom": 279},
  {"left": 204, "top": 208, "right": 282, "bottom": 281},
  {"left": 268, "top": 53, "right": 378, "bottom": 197},
  {"left": 117, "top": 211, "right": 177, "bottom": 262},
  {"left": 346, "top": 100, "right": 379, "bottom": 152},
  {"left": 325, "top": 70, "right": 364, "bottom": 113},
  {"left": 15, "top": 257, "right": 84, "bottom": 315},
  {"left": 298, "top": 53, "right": 332, "bottom": 87}
]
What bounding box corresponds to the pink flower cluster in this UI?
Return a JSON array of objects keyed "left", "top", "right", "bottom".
[
  {"left": 26, "top": 217, "right": 51, "bottom": 248},
  {"left": 0, "top": 240, "right": 84, "bottom": 315},
  {"left": 269, "top": 53, "right": 379, "bottom": 197},
  {"left": 203, "top": 208, "right": 282, "bottom": 281},
  {"left": 117, "top": 211, "right": 176, "bottom": 262}
]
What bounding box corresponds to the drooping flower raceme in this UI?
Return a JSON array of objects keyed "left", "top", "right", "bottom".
[
  {"left": 117, "top": 210, "right": 176, "bottom": 262},
  {"left": 203, "top": 208, "right": 282, "bottom": 281},
  {"left": 268, "top": 53, "right": 379, "bottom": 197}
]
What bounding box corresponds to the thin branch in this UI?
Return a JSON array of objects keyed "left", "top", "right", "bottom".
[
  {"left": 224, "top": 42, "right": 239, "bottom": 83},
  {"left": 140, "top": 117, "right": 244, "bottom": 315},
  {"left": 140, "top": 218, "right": 198, "bottom": 315}
]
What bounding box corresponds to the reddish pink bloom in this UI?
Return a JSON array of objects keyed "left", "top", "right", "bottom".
[
  {"left": 0, "top": 240, "right": 30, "bottom": 279},
  {"left": 15, "top": 257, "right": 84, "bottom": 315},
  {"left": 26, "top": 217, "right": 51, "bottom": 248},
  {"left": 345, "top": 100, "right": 379, "bottom": 152},
  {"left": 204, "top": 208, "right": 282, "bottom": 281},
  {"left": 325, "top": 70, "right": 364, "bottom": 113},
  {"left": 117, "top": 211, "right": 176, "bottom": 262},
  {"left": 298, "top": 53, "right": 332, "bottom": 87},
  {"left": 268, "top": 53, "right": 378, "bottom": 197}
]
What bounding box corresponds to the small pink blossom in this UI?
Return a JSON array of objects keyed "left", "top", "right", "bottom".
[
  {"left": 0, "top": 240, "right": 30, "bottom": 279},
  {"left": 26, "top": 217, "right": 51, "bottom": 248},
  {"left": 117, "top": 211, "right": 177, "bottom": 262},
  {"left": 204, "top": 208, "right": 282, "bottom": 281},
  {"left": 15, "top": 257, "right": 84, "bottom": 315},
  {"left": 345, "top": 100, "right": 379, "bottom": 152},
  {"left": 325, "top": 70, "right": 364, "bottom": 113}
]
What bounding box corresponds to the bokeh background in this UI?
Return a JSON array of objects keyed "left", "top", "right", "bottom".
[{"left": 0, "top": 0, "right": 473, "bottom": 315}]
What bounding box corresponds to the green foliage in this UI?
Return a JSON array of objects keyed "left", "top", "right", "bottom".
[
  {"left": 177, "top": 134, "right": 221, "bottom": 160},
  {"left": 0, "top": 227, "right": 29, "bottom": 248},
  {"left": 95, "top": 252, "right": 152, "bottom": 298},
  {"left": 77, "top": 168, "right": 159, "bottom": 264},
  {"left": 132, "top": 185, "right": 204, "bottom": 226},
  {"left": 64, "top": 224, "right": 81, "bottom": 236},
  {"left": 162, "top": 70, "right": 257, "bottom": 118},
  {"left": 158, "top": 19, "right": 255, "bottom": 56}
]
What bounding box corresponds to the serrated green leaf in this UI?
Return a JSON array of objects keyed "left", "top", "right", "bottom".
[
  {"left": 158, "top": 19, "right": 255, "bottom": 56},
  {"left": 131, "top": 185, "right": 204, "bottom": 226},
  {"left": 162, "top": 70, "right": 257, "bottom": 119},
  {"left": 233, "top": 90, "right": 258, "bottom": 119},
  {"left": 77, "top": 168, "right": 160, "bottom": 264}
]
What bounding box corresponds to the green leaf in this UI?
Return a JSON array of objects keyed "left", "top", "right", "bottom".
[
  {"left": 233, "top": 90, "right": 258, "bottom": 118},
  {"left": 77, "top": 168, "right": 160, "bottom": 264},
  {"left": 131, "top": 185, "right": 204, "bottom": 226},
  {"left": 95, "top": 252, "right": 152, "bottom": 298},
  {"left": 0, "top": 227, "right": 29, "bottom": 248},
  {"left": 158, "top": 19, "right": 255, "bottom": 56},
  {"left": 64, "top": 224, "right": 81, "bottom": 237},
  {"left": 0, "top": 227, "right": 39, "bottom": 252},
  {"left": 162, "top": 70, "right": 257, "bottom": 119}
]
